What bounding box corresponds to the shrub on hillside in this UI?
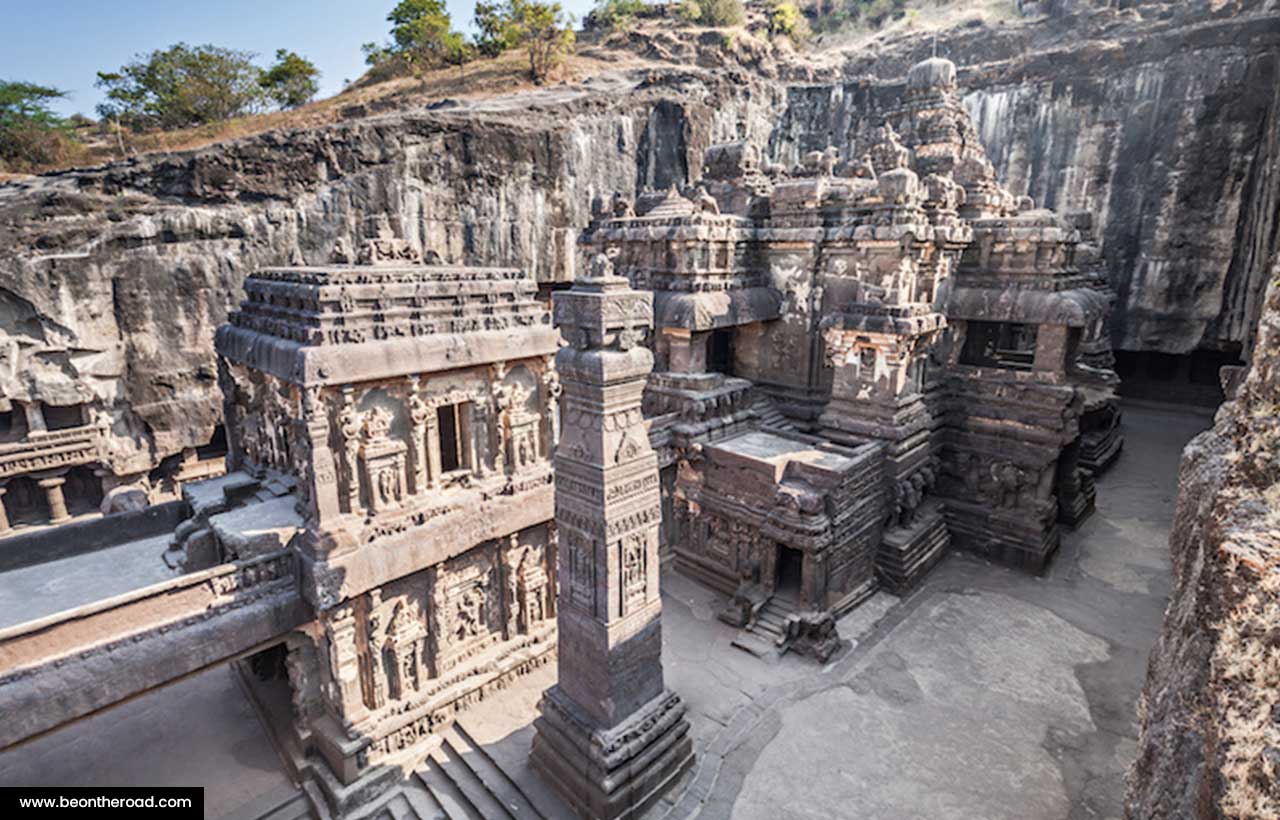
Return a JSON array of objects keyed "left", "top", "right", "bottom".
[
  {"left": 674, "top": 0, "right": 745, "bottom": 27},
  {"left": 0, "top": 81, "right": 83, "bottom": 172},
  {"left": 507, "top": 0, "right": 577, "bottom": 83},
  {"left": 591, "top": 0, "right": 651, "bottom": 30},
  {"left": 698, "top": 0, "right": 747, "bottom": 26},
  {"left": 259, "top": 50, "right": 321, "bottom": 109},
  {"left": 768, "top": 0, "right": 810, "bottom": 41}
]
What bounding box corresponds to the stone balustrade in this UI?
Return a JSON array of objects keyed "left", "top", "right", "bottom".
[{"left": 0, "top": 425, "right": 102, "bottom": 480}]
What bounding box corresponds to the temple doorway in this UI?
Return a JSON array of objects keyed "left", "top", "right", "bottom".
[
  {"left": 775, "top": 545, "right": 803, "bottom": 598},
  {"left": 708, "top": 329, "right": 734, "bottom": 374}
]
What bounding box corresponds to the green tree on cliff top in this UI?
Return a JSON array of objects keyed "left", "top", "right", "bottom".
[{"left": 259, "top": 49, "right": 321, "bottom": 109}]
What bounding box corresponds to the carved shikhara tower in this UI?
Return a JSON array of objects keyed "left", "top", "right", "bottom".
[
  {"left": 531, "top": 263, "right": 694, "bottom": 819},
  {"left": 215, "top": 258, "right": 560, "bottom": 812}
]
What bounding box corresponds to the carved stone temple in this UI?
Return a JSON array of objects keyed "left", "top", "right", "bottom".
[
  {"left": 530, "top": 261, "right": 694, "bottom": 819},
  {"left": 212, "top": 256, "right": 562, "bottom": 813},
  {"left": 587, "top": 55, "right": 1124, "bottom": 651}
]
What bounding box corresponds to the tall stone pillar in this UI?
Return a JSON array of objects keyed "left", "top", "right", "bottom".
[
  {"left": 38, "top": 475, "right": 70, "bottom": 524},
  {"left": 531, "top": 260, "right": 693, "bottom": 820}
]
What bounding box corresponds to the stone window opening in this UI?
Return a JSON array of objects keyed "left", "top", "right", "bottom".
[
  {"left": 43, "top": 403, "right": 86, "bottom": 431},
  {"left": 960, "top": 321, "right": 1037, "bottom": 370},
  {"left": 0, "top": 410, "right": 16, "bottom": 443},
  {"left": 437, "top": 401, "right": 473, "bottom": 475}
]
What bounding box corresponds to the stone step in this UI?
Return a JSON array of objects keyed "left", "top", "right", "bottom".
[
  {"left": 239, "top": 782, "right": 311, "bottom": 818},
  {"left": 414, "top": 757, "right": 486, "bottom": 820},
  {"left": 422, "top": 728, "right": 520, "bottom": 820},
  {"left": 755, "top": 611, "right": 786, "bottom": 630},
  {"left": 439, "top": 724, "right": 546, "bottom": 820},
  {"left": 731, "top": 629, "right": 778, "bottom": 657},
  {"left": 379, "top": 792, "right": 420, "bottom": 820}
]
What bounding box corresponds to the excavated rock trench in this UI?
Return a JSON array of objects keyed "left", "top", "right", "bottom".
[{"left": 0, "top": 1, "right": 1276, "bottom": 816}]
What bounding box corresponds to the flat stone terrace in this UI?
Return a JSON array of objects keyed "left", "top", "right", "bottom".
[{"left": 0, "top": 403, "right": 1210, "bottom": 820}]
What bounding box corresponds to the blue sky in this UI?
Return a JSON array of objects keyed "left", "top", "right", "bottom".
[{"left": 2, "top": 0, "right": 597, "bottom": 118}]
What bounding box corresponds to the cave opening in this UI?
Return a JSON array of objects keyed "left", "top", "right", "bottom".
[{"left": 1114, "top": 348, "right": 1245, "bottom": 407}]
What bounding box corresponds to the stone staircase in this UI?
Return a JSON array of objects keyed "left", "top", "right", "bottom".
[
  {"left": 409, "top": 722, "right": 555, "bottom": 820},
  {"left": 753, "top": 396, "right": 798, "bottom": 433},
  {"left": 731, "top": 591, "right": 799, "bottom": 657}
]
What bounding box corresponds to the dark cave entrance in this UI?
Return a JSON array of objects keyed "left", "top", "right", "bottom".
[{"left": 1114, "top": 348, "right": 1244, "bottom": 407}]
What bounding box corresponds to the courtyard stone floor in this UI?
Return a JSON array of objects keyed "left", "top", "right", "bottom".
[{"left": 0, "top": 402, "right": 1211, "bottom": 819}]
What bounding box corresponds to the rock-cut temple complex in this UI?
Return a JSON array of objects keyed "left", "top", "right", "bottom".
[{"left": 0, "top": 56, "right": 1129, "bottom": 819}]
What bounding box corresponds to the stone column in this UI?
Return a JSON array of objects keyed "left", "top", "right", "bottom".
[
  {"left": 424, "top": 411, "right": 441, "bottom": 487},
  {"left": 38, "top": 474, "right": 70, "bottom": 524},
  {"left": 23, "top": 402, "right": 46, "bottom": 435},
  {"left": 0, "top": 484, "right": 10, "bottom": 535},
  {"left": 530, "top": 259, "right": 693, "bottom": 820}
]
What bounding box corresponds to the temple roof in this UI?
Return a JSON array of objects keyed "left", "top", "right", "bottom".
[
  {"left": 946, "top": 284, "right": 1111, "bottom": 327},
  {"left": 217, "top": 264, "right": 557, "bottom": 386},
  {"left": 654, "top": 287, "right": 783, "bottom": 331}
]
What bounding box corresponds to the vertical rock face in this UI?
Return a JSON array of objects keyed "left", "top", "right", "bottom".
[
  {"left": 771, "top": 3, "right": 1280, "bottom": 356},
  {"left": 0, "top": 1, "right": 1276, "bottom": 483},
  {"left": 962, "top": 34, "right": 1279, "bottom": 356},
  {"left": 1126, "top": 271, "right": 1280, "bottom": 817}
]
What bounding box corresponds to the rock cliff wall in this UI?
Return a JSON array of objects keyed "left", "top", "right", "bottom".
[
  {"left": 1125, "top": 269, "right": 1280, "bottom": 818},
  {"left": 772, "top": 0, "right": 1280, "bottom": 355},
  {"left": 0, "top": 1, "right": 1276, "bottom": 478}
]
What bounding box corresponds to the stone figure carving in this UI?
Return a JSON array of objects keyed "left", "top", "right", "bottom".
[
  {"left": 612, "top": 192, "right": 635, "bottom": 218},
  {"left": 819, "top": 146, "right": 839, "bottom": 177},
  {"left": 869, "top": 122, "right": 911, "bottom": 173},
  {"left": 455, "top": 585, "right": 487, "bottom": 642},
  {"left": 331, "top": 237, "right": 356, "bottom": 264},
  {"left": 991, "top": 461, "right": 1025, "bottom": 509},
  {"left": 338, "top": 392, "right": 363, "bottom": 512},
  {"left": 359, "top": 214, "right": 422, "bottom": 265}
]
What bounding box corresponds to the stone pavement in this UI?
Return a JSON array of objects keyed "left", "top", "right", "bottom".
[{"left": 0, "top": 665, "right": 295, "bottom": 820}]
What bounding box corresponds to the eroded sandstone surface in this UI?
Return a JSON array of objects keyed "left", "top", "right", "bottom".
[{"left": 1126, "top": 272, "right": 1280, "bottom": 818}]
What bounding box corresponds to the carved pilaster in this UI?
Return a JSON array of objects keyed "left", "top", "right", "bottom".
[
  {"left": 322, "top": 605, "right": 366, "bottom": 727},
  {"left": 425, "top": 413, "right": 442, "bottom": 489},
  {"left": 302, "top": 386, "right": 342, "bottom": 525},
  {"left": 407, "top": 375, "right": 429, "bottom": 495},
  {"left": 541, "top": 354, "right": 561, "bottom": 451}
]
